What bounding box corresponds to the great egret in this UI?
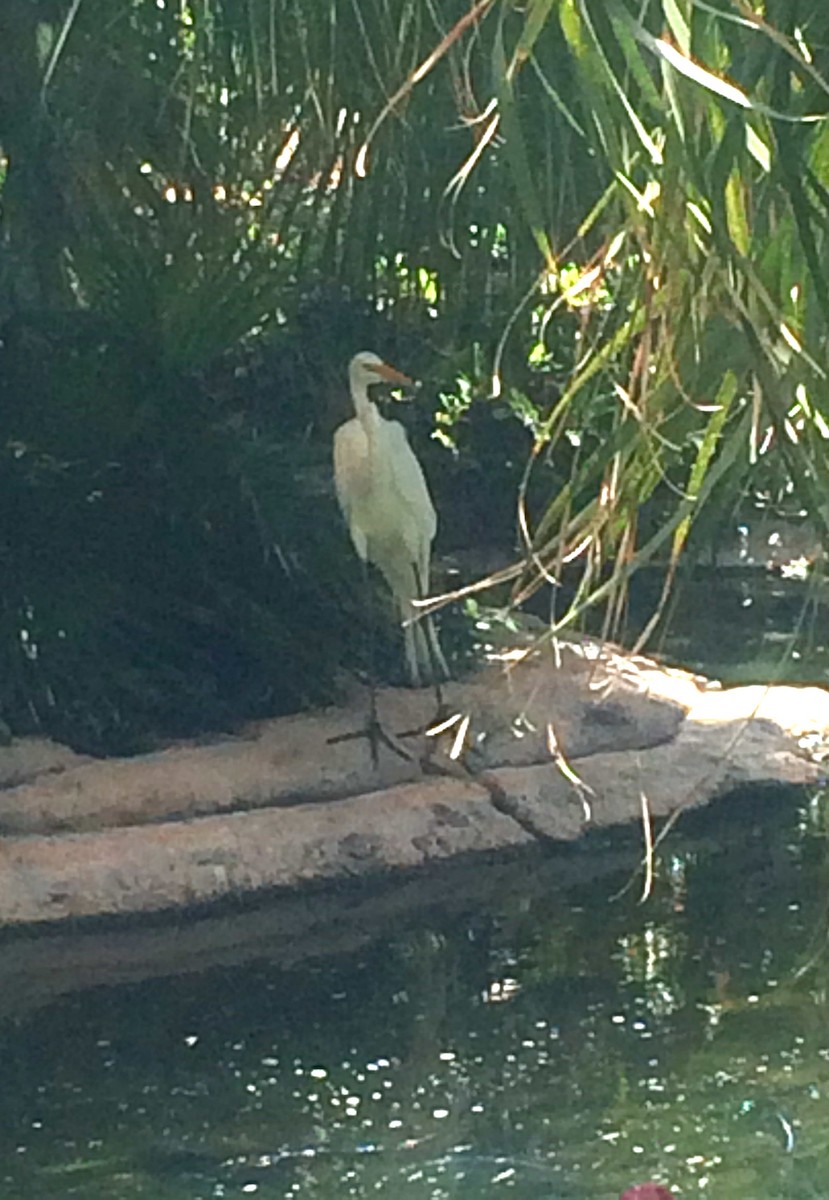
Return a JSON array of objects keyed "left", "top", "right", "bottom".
[{"left": 334, "top": 351, "right": 448, "bottom": 686}]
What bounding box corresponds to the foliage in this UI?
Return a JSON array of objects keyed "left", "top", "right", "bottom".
[
  {"left": 0, "top": 0, "right": 476, "bottom": 749},
  {"left": 0, "top": 308, "right": 374, "bottom": 752},
  {"left": 1, "top": 0, "right": 828, "bottom": 747},
  {"left": 430, "top": 0, "right": 829, "bottom": 644}
]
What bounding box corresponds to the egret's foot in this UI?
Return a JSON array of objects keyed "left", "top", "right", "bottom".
[{"left": 327, "top": 712, "right": 414, "bottom": 769}]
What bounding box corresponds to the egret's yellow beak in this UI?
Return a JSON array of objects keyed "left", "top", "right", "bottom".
[{"left": 370, "top": 360, "right": 413, "bottom": 387}]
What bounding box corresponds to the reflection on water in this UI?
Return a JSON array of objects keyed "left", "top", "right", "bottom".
[
  {"left": 1, "top": 791, "right": 829, "bottom": 1198},
  {"left": 643, "top": 566, "right": 829, "bottom": 688}
]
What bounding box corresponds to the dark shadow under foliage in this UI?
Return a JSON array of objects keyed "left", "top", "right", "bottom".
[{"left": 0, "top": 308, "right": 399, "bottom": 755}]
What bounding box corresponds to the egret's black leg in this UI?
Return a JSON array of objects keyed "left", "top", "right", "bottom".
[
  {"left": 327, "top": 560, "right": 413, "bottom": 766},
  {"left": 412, "top": 563, "right": 449, "bottom": 713},
  {"left": 364, "top": 557, "right": 380, "bottom": 766}
]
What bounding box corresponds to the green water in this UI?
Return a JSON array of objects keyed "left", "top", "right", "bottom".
[
  {"left": 3, "top": 564, "right": 829, "bottom": 1199},
  {"left": 1, "top": 792, "right": 829, "bottom": 1199}
]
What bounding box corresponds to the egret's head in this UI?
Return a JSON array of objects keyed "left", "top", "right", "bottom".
[{"left": 349, "top": 351, "right": 412, "bottom": 394}]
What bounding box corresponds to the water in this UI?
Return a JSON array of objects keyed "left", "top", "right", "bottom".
[
  {"left": 1, "top": 790, "right": 829, "bottom": 1200},
  {"left": 3, "top": 558, "right": 829, "bottom": 1199}
]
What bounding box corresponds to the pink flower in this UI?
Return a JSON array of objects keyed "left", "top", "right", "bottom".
[{"left": 619, "top": 1185, "right": 673, "bottom": 1200}]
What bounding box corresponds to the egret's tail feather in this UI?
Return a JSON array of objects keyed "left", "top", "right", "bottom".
[
  {"left": 381, "top": 555, "right": 448, "bottom": 687},
  {"left": 410, "top": 558, "right": 449, "bottom": 687}
]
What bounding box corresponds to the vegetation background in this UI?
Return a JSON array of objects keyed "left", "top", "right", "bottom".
[{"left": 0, "top": 0, "right": 827, "bottom": 753}]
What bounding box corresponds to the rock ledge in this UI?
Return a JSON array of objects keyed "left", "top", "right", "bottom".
[{"left": 0, "top": 638, "right": 823, "bottom": 928}]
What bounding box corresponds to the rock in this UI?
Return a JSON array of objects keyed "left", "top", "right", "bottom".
[
  {"left": 0, "top": 638, "right": 822, "bottom": 929},
  {"left": 0, "top": 777, "right": 528, "bottom": 925},
  {"left": 0, "top": 640, "right": 688, "bottom": 835},
  {"left": 0, "top": 737, "right": 90, "bottom": 788}
]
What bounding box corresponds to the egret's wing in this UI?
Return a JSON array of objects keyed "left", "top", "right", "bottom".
[
  {"left": 333, "top": 419, "right": 367, "bottom": 516},
  {"left": 333, "top": 419, "right": 370, "bottom": 558},
  {"left": 384, "top": 420, "right": 437, "bottom": 544},
  {"left": 381, "top": 419, "right": 438, "bottom": 598}
]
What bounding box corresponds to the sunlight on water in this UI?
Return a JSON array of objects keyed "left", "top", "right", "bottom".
[{"left": 0, "top": 790, "right": 828, "bottom": 1199}]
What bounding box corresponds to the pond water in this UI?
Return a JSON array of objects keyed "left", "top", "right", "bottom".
[
  {"left": 1, "top": 790, "right": 828, "bottom": 1200},
  {"left": 2, "top": 564, "right": 829, "bottom": 1200}
]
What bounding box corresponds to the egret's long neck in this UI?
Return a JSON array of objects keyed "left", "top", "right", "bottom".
[{"left": 349, "top": 376, "right": 376, "bottom": 426}]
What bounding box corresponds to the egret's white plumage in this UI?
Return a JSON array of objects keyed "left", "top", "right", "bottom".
[{"left": 334, "top": 351, "right": 448, "bottom": 685}]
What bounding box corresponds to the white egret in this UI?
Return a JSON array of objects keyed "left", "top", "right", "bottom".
[{"left": 334, "top": 351, "right": 448, "bottom": 687}]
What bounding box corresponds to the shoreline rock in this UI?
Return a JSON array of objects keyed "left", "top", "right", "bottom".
[{"left": 0, "top": 637, "right": 823, "bottom": 930}]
